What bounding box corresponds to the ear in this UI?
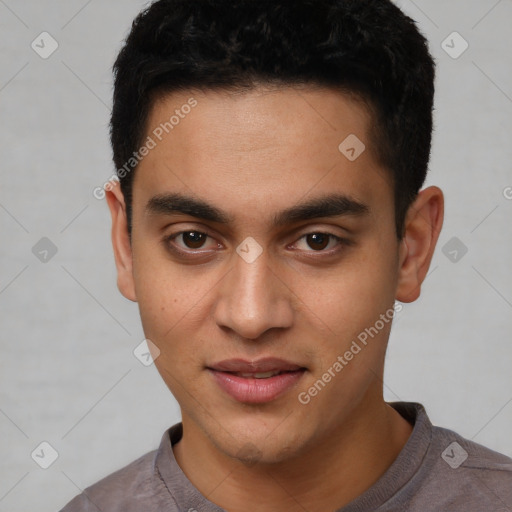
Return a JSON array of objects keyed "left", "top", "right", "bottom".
[
  {"left": 396, "top": 186, "right": 444, "bottom": 303},
  {"left": 105, "top": 180, "right": 137, "bottom": 302}
]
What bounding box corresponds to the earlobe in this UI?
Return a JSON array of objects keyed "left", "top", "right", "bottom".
[
  {"left": 396, "top": 186, "right": 444, "bottom": 303},
  {"left": 105, "top": 180, "right": 137, "bottom": 302}
]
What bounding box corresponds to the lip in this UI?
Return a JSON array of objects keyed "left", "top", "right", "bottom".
[
  {"left": 207, "top": 358, "right": 306, "bottom": 404},
  {"left": 209, "top": 357, "right": 304, "bottom": 373}
]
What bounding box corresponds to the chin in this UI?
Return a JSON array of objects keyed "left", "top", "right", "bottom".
[
  {"left": 207, "top": 415, "right": 311, "bottom": 466},
  {"left": 227, "top": 440, "right": 302, "bottom": 466}
]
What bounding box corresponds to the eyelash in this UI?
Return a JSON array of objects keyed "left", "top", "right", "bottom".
[{"left": 162, "top": 230, "right": 350, "bottom": 258}]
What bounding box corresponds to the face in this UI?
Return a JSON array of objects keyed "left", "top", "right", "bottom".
[{"left": 110, "top": 85, "right": 414, "bottom": 463}]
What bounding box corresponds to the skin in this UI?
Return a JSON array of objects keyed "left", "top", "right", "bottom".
[{"left": 106, "top": 85, "right": 444, "bottom": 511}]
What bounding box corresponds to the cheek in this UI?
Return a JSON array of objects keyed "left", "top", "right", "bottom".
[
  {"left": 131, "top": 249, "right": 182, "bottom": 354},
  {"left": 134, "top": 270, "right": 177, "bottom": 340},
  {"left": 132, "top": 239, "right": 192, "bottom": 331},
  {"left": 325, "top": 247, "right": 396, "bottom": 315},
  {"left": 136, "top": 276, "right": 205, "bottom": 352},
  {"left": 134, "top": 266, "right": 209, "bottom": 394},
  {"left": 131, "top": 246, "right": 220, "bottom": 366},
  {"left": 305, "top": 236, "right": 398, "bottom": 362}
]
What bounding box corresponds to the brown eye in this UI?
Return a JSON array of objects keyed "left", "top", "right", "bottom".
[
  {"left": 181, "top": 231, "right": 207, "bottom": 249},
  {"left": 292, "top": 232, "right": 347, "bottom": 255},
  {"left": 163, "top": 229, "right": 220, "bottom": 259},
  {"left": 306, "top": 233, "right": 330, "bottom": 251}
]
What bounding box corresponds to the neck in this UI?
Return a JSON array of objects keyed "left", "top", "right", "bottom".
[{"left": 173, "top": 397, "right": 413, "bottom": 512}]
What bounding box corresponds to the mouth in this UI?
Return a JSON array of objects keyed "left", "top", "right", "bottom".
[
  {"left": 229, "top": 370, "right": 290, "bottom": 379},
  {"left": 207, "top": 358, "right": 307, "bottom": 404}
]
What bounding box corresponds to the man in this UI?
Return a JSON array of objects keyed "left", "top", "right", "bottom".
[{"left": 61, "top": 0, "right": 512, "bottom": 510}]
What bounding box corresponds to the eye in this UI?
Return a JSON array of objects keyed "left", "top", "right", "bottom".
[
  {"left": 166, "top": 230, "right": 219, "bottom": 252},
  {"left": 178, "top": 231, "right": 208, "bottom": 249},
  {"left": 294, "top": 232, "right": 345, "bottom": 252},
  {"left": 163, "top": 229, "right": 349, "bottom": 259}
]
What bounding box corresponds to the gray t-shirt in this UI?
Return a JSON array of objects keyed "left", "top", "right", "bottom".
[{"left": 60, "top": 402, "right": 512, "bottom": 511}]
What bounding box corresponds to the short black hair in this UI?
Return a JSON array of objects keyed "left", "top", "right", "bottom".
[{"left": 111, "top": 0, "right": 435, "bottom": 240}]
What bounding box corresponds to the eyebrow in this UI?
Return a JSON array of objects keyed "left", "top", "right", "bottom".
[{"left": 145, "top": 192, "right": 370, "bottom": 227}]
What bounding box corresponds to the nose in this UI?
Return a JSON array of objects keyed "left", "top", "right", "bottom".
[{"left": 213, "top": 248, "right": 294, "bottom": 340}]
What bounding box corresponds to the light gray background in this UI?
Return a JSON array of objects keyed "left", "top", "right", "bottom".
[{"left": 1, "top": 1, "right": 511, "bottom": 510}]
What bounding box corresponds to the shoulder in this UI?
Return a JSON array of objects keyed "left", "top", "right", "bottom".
[
  {"left": 419, "top": 422, "right": 512, "bottom": 508},
  {"left": 385, "top": 402, "right": 512, "bottom": 511},
  {"left": 59, "top": 448, "right": 174, "bottom": 512},
  {"left": 431, "top": 421, "right": 512, "bottom": 469}
]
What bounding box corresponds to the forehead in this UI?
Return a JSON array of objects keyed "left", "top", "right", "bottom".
[
  {"left": 145, "top": 84, "right": 375, "bottom": 159},
  {"left": 132, "top": 85, "right": 392, "bottom": 228}
]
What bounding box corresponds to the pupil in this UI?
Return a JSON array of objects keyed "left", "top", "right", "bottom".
[
  {"left": 307, "top": 233, "right": 329, "bottom": 250},
  {"left": 184, "top": 232, "right": 205, "bottom": 249}
]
